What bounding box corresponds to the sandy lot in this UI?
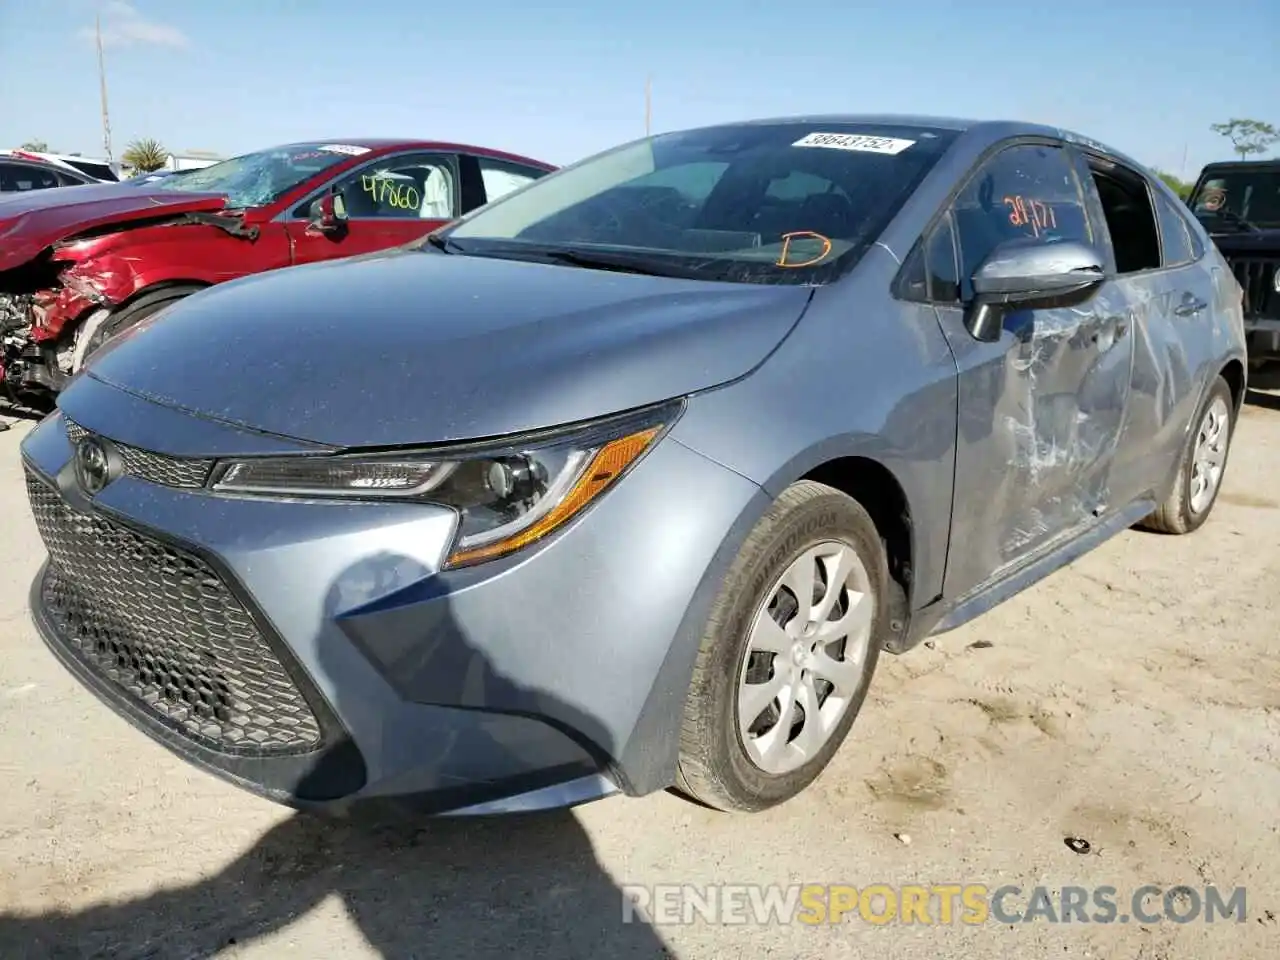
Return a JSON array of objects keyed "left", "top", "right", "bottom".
[{"left": 0, "top": 393, "right": 1278, "bottom": 960}]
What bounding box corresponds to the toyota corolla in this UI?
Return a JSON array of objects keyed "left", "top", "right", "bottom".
[{"left": 21, "top": 115, "right": 1246, "bottom": 817}]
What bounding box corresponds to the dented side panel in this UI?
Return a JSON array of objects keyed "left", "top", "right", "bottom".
[
  {"left": 1100, "top": 269, "right": 1213, "bottom": 505},
  {"left": 938, "top": 288, "right": 1133, "bottom": 599}
]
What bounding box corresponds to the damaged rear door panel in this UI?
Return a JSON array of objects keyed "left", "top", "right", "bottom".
[{"left": 1074, "top": 151, "right": 1222, "bottom": 507}]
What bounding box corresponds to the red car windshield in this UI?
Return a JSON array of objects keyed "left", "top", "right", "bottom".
[{"left": 154, "top": 143, "right": 370, "bottom": 209}]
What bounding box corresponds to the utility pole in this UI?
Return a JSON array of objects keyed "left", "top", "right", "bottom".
[
  {"left": 645, "top": 75, "right": 652, "bottom": 136},
  {"left": 96, "top": 14, "right": 113, "bottom": 163}
]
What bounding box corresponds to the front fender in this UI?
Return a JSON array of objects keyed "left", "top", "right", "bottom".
[
  {"left": 33, "top": 257, "right": 209, "bottom": 345},
  {"left": 31, "top": 253, "right": 151, "bottom": 343},
  {"left": 665, "top": 263, "right": 961, "bottom": 615}
]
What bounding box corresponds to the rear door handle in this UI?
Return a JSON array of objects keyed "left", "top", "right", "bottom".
[{"left": 1175, "top": 295, "right": 1208, "bottom": 317}]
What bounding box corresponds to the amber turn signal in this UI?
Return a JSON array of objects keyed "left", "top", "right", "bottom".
[{"left": 445, "top": 426, "right": 662, "bottom": 568}]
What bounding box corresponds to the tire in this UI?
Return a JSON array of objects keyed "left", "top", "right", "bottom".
[
  {"left": 675, "top": 480, "right": 890, "bottom": 813},
  {"left": 76, "top": 285, "right": 202, "bottom": 371},
  {"left": 1140, "top": 375, "right": 1235, "bottom": 534}
]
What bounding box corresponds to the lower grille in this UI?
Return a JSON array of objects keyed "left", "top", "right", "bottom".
[
  {"left": 26, "top": 469, "right": 322, "bottom": 755},
  {"left": 63, "top": 418, "right": 213, "bottom": 489},
  {"left": 1228, "top": 256, "right": 1279, "bottom": 320}
]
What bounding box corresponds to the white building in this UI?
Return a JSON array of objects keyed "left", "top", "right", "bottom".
[{"left": 163, "top": 151, "right": 222, "bottom": 171}]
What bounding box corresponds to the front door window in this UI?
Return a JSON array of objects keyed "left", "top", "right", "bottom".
[{"left": 314, "top": 154, "right": 460, "bottom": 221}]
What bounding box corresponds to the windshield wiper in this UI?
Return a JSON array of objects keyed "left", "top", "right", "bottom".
[
  {"left": 422, "top": 232, "right": 459, "bottom": 253},
  {"left": 420, "top": 238, "right": 716, "bottom": 279},
  {"left": 535, "top": 247, "right": 709, "bottom": 280}
]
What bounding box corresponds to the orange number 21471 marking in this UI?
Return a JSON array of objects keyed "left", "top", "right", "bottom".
[{"left": 1003, "top": 195, "right": 1057, "bottom": 237}]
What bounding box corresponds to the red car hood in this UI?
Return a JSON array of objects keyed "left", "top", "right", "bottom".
[{"left": 0, "top": 183, "right": 229, "bottom": 272}]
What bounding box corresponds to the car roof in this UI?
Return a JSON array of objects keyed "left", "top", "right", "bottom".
[
  {"left": 1198, "top": 159, "right": 1280, "bottom": 171},
  {"left": 1, "top": 150, "right": 111, "bottom": 179},
  {"left": 273, "top": 138, "right": 557, "bottom": 169},
  {"left": 727, "top": 113, "right": 983, "bottom": 131},
  {"left": 0, "top": 154, "right": 85, "bottom": 172},
  {"left": 667, "top": 114, "right": 1146, "bottom": 171}
]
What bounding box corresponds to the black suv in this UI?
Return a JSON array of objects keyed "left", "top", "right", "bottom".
[{"left": 1187, "top": 159, "right": 1280, "bottom": 368}]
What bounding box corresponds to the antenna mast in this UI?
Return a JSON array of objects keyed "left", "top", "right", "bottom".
[
  {"left": 96, "top": 14, "right": 113, "bottom": 163},
  {"left": 645, "top": 75, "right": 652, "bottom": 136}
]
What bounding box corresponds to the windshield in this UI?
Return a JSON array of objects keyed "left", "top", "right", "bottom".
[
  {"left": 66, "top": 160, "right": 117, "bottom": 182},
  {"left": 1188, "top": 168, "right": 1280, "bottom": 231},
  {"left": 152, "top": 142, "right": 367, "bottom": 208},
  {"left": 442, "top": 122, "right": 959, "bottom": 284}
]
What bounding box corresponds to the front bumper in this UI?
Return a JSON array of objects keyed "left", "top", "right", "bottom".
[
  {"left": 20, "top": 379, "right": 764, "bottom": 815},
  {"left": 1244, "top": 318, "right": 1280, "bottom": 362}
]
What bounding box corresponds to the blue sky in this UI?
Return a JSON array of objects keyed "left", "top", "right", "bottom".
[{"left": 1, "top": 0, "right": 1277, "bottom": 179}]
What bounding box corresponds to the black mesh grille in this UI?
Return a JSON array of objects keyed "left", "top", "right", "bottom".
[
  {"left": 64, "top": 418, "right": 213, "bottom": 488},
  {"left": 1228, "top": 256, "right": 1279, "bottom": 320},
  {"left": 26, "top": 469, "right": 323, "bottom": 755}
]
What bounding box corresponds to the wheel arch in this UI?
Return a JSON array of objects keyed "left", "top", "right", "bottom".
[
  {"left": 799, "top": 456, "right": 915, "bottom": 629},
  {"left": 61, "top": 279, "right": 210, "bottom": 345},
  {"left": 1220, "top": 357, "right": 1245, "bottom": 412},
  {"left": 622, "top": 447, "right": 921, "bottom": 795},
  {"left": 110, "top": 278, "right": 210, "bottom": 314},
  {"left": 67, "top": 280, "right": 210, "bottom": 375},
  {"left": 752, "top": 437, "right": 924, "bottom": 622}
]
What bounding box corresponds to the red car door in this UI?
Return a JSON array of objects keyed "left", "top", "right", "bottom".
[{"left": 284, "top": 151, "right": 461, "bottom": 265}]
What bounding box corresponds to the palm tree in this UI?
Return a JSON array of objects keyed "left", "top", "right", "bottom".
[{"left": 122, "top": 138, "right": 169, "bottom": 173}]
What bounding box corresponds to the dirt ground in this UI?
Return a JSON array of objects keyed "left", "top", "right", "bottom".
[{"left": 0, "top": 392, "right": 1278, "bottom": 960}]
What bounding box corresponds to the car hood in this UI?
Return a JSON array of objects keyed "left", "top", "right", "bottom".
[
  {"left": 1204, "top": 226, "right": 1280, "bottom": 251},
  {"left": 83, "top": 248, "right": 814, "bottom": 448},
  {"left": 0, "top": 183, "right": 228, "bottom": 272}
]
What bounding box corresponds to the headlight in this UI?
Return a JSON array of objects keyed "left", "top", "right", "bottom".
[{"left": 209, "top": 404, "right": 678, "bottom": 568}]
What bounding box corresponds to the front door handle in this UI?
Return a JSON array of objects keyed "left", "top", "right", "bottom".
[{"left": 1090, "top": 316, "right": 1128, "bottom": 343}]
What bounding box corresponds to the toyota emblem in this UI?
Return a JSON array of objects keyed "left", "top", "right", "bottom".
[
  {"left": 1273, "top": 268, "right": 1280, "bottom": 295},
  {"left": 74, "top": 435, "right": 117, "bottom": 495}
]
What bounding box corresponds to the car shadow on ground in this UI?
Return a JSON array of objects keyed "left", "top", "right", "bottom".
[
  {"left": 0, "top": 400, "right": 43, "bottom": 432},
  {"left": 1245, "top": 388, "right": 1280, "bottom": 412},
  {"left": 0, "top": 550, "right": 677, "bottom": 959},
  {"left": 0, "top": 811, "right": 672, "bottom": 959}
]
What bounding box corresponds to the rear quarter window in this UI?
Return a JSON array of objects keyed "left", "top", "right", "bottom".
[{"left": 1153, "top": 189, "right": 1197, "bottom": 267}]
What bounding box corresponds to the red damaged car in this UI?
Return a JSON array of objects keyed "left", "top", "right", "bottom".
[{"left": 0, "top": 139, "right": 555, "bottom": 407}]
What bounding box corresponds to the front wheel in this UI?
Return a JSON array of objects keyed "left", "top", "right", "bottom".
[
  {"left": 675, "top": 480, "right": 889, "bottom": 813},
  {"left": 1140, "top": 375, "right": 1236, "bottom": 534}
]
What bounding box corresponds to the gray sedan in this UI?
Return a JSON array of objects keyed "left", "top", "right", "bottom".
[{"left": 20, "top": 114, "right": 1246, "bottom": 817}]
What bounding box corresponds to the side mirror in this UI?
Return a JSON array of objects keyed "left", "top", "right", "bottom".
[
  {"left": 965, "top": 238, "right": 1105, "bottom": 342},
  {"left": 307, "top": 191, "right": 348, "bottom": 235}
]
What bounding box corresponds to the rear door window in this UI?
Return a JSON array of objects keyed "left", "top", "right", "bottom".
[
  {"left": 65, "top": 159, "right": 117, "bottom": 181},
  {"left": 1153, "top": 189, "right": 1197, "bottom": 267},
  {"left": 0, "top": 163, "right": 61, "bottom": 192},
  {"left": 478, "top": 157, "right": 548, "bottom": 205}
]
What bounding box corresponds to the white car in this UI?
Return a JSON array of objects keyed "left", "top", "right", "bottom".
[{"left": 0, "top": 150, "right": 119, "bottom": 183}]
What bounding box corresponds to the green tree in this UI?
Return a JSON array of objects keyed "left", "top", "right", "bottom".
[
  {"left": 1153, "top": 169, "right": 1192, "bottom": 200},
  {"left": 19, "top": 139, "right": 49, "bottom": 152},
  {"left": 121, "top": 138, "right": 169, "bottom": 173},
  {"left": 1209, "top": 118, "right": 1280, "bottom": 160}
]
